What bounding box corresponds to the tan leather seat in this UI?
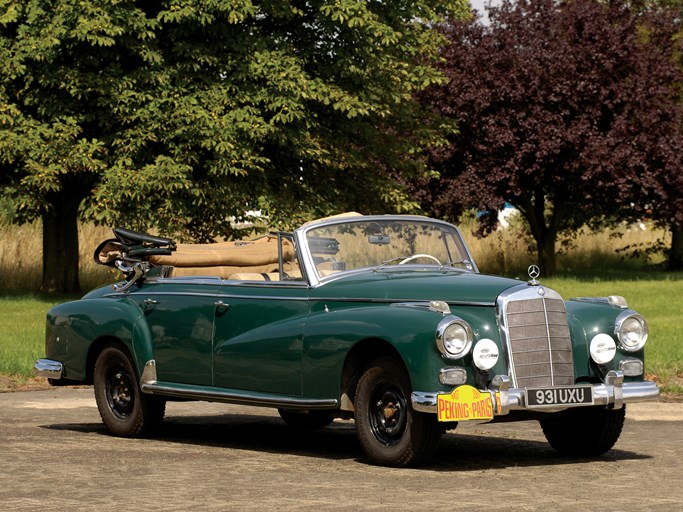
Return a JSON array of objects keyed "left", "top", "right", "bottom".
[{"left": 227, "top": 272, "right": 281, "bottom": 281}]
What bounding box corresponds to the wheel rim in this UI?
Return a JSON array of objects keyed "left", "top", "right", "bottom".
[
  {"left": 105, "top": 363, "right": 135, "bottom": 420},
  {"left": 369, "top": 381, "right": 407, "bottom": 446}
]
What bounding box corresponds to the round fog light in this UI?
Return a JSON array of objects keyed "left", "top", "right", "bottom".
[
  {"left": 590, "top": 333, "right": 617, "bottom": 365},
  {"left": 473, "top": 338, "right": 499, "bottom": 371}
]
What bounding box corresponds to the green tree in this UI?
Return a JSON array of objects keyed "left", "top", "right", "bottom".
[{"left": 0, "top": 0, "right": 467, "bottom": 293}]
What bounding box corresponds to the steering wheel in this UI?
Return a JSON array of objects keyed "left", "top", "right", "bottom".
[{"left": 399, "top": 254, "right": 441, "bottom": 265}]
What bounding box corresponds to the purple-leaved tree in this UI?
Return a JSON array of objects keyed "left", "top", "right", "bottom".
[{"left": 418, "top": 0, "right": 683, "bottom": 274}]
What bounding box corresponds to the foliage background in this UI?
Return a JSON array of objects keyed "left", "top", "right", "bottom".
[
  {"left": 415, "top": 0, "right": 683, "bottom": 276},
  {"left": 0, "top": 0, "right": 468, "bottom": 292}
]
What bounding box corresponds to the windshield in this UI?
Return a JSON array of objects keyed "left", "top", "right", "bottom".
[{"left": 302, "top": 218, "right": 475, "bottom": 279}]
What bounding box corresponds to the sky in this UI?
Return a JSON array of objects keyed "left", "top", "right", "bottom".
[
  {"left": 470, "top": 0, "right": 488, "bottom": 12},
  {"left": 469, "top": 0, "right": 499, "bottom": 23}
]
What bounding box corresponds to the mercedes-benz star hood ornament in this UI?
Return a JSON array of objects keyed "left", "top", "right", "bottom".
[{"left": 528, "top": 264, "right": 541, "bottom": 286}]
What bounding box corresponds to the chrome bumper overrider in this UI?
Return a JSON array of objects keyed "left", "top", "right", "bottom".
[
  {"left": 34, "top": 359, "right": 64, "bottom": 380},
  {"left": 411, "top": 371, "right": 660, "bottom": 415}
]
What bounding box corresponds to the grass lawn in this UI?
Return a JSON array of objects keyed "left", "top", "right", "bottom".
[
  {"left": 0, "top": 295, "right": 75, "bottom": 389},
  {"left": 545, "top": 275, "right": 683, "bottom": 394},
  {"left": 0, "top": 275, "right": 681, "bottom": 394}
]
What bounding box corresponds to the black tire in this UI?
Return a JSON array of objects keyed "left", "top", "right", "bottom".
[
  {"left": 540, "top": 405, "right": 626, "bottom": 457},
  {"left": 94, "top": 345, "right": 166, "bottom": 437},
  {"left": 278, "top": 409, "right": 335, "bottom": 429},
  {"left": 355, "top": 358, "right": 441, "bottom": 467}
]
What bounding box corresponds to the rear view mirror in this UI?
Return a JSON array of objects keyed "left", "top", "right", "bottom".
[{"left": 368, "top": 235, "right": 391, "bottom": 245}]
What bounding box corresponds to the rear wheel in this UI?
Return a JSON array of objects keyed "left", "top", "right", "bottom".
[
  {"left": 94, "top": 345, "right": 165, "bottom": 437},
  {"left": 540, "top": 405, "right": 626, "bottom": 456},
  {"left": 355, "top": 358, "right": 441, "bottom": 467}
]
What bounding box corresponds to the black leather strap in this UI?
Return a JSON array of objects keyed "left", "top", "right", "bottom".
[{"left": 113, "top": 227, "right": 175, "bottom": 248}]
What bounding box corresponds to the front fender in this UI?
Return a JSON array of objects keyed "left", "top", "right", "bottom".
[
  {"left": 302, "top": 303, "right": 450, "bottom": 400},
  {"left": 566, "top": 300, "right": 646, "bottom": 381},
  {"left": 45, "top": 296, "right": 152, "bottom": 381}
]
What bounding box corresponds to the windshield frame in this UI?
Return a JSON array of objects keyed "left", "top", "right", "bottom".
[{"left": 294, "top": 215, "right": 479, "bottom": 287}]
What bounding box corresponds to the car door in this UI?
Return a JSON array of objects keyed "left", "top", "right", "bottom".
[
  {"left": 212, "top": 280, "right": 309, "bottom": 396},
  {"left": 132, "top": 278, "right": 220, "bottom": 386}
]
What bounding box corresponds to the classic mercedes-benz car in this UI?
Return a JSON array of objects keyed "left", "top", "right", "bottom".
[{"left": 35, "top": 213, "right": 659, "bottom": 467}]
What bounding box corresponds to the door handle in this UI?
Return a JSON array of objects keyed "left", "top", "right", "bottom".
[
  {"left": 142, "top": 298, "right": 158, "bottom": 313},
  {"left": 215, "top": 300, "right": 230, "bottom": 314}
]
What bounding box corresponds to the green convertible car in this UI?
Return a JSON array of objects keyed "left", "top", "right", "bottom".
[{"left": 35, "top": 213, "right": 659, "bottom": 467}]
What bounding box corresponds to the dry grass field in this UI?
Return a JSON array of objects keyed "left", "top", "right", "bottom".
[
  {"left": 458, "top": 215, "right": 670, "bottom": 278},
  {"left": 0, "top": 216, "right": 670, "bottom": 289},
  {"left": 0, "top": 222, "right": 114, "bottom": 293}
]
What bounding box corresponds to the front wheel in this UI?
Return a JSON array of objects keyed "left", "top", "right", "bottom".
[
  {"left": 540, "top": 405, "right": 626, "bottom": 457},
  {"left": 94, "top": 345, "right": 165, "bottom": 437},
  {"left": 355, "top": 358, "right": 441, "bottom": 467}
]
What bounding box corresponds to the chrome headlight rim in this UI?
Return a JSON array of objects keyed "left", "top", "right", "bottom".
[
  {"left": 436, "top": 316, "right": 474, "bottom": 360},
  {"left": 614, "top": 310, "right": 649, "bottom": 352}
]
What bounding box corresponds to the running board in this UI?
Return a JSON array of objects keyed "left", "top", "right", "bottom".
[{"left": 139, "top": 360, "right": 337, "bottom": 411}]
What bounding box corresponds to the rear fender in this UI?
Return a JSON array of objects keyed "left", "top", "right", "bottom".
[{"left": 46, "top": 297, "right": 154, "bottom": 382}]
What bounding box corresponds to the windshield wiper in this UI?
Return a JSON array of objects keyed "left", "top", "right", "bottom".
[{"left": 374, "top": 257, "right": 405, "bottom": 272}]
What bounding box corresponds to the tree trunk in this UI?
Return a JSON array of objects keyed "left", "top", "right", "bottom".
[
  {"left": 536, "top": 233, "right": 558, "bottom": 277},
  {"left": 668, "top": 225, "right": 683, "bottom": 271},
  {"left": 40, "top": 192, "right": 82, "bottom": 294},
  {"left": 519, "top": 193, "right": 559, "bottom": 278}
]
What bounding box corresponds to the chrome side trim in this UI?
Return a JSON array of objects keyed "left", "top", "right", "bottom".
[
  {"left": 115, "top": 290, "right": 493, "bottom": 307},
  {"left": 141, "top": 381, "right": 338, "bottom": 410},
  {"left": 113, "top": 291, "right": 310, "bottom": 302},
  {"left": 411, "top": 372, "right": 660, "bottom": 415},
  {"left": 34, "top": 359, "right": 64, "bottom": 379},
  {"left": 319, "top": 297, "right": 495, "bottom": 307}
]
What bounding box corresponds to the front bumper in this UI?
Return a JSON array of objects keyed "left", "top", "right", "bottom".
[
  {"left": 34, "top": 359, "right": 64, "bottom": 380},
  {"left": 411, "top": 370, "right": 660, "bottom": 415}
]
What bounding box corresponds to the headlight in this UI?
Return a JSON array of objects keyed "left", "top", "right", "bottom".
[
  {"left": 436, "top": 316, "right": 473, "bottom": 359},
  {"left": 615, "top": 311, "right": 648, "bottom": 352}
]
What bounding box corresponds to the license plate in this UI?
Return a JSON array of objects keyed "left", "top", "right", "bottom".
[
  {"left": 526, "top": 386, "right": 594, "bottom": 408},
  {"left": 437, "top": 385, "right": 494, "bottom": 422}
]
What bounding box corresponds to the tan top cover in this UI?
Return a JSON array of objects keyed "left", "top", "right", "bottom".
[{"left": 149, "top": 235, "right": 294, "bottom": 267}]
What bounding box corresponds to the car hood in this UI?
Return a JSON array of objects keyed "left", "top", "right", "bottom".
[{"left": 309, "top": 270, "right": 523, "bottom": 305}]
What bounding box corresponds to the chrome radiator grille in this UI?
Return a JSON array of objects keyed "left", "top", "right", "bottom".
[{"left": 500, "top": 289, "right": 574, "bottom": 388}]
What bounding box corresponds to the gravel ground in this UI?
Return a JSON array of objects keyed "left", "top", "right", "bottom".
[{"left": 1, "top": 387, "right": 682, "bottom": 511}]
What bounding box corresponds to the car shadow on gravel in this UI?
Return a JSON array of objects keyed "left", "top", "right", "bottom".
[
  {"left": 428, "top": 433, "right": 651, "bottom": 472},
  {"left": 41, "top": 413, "right": 651, "bottom": 470}
]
